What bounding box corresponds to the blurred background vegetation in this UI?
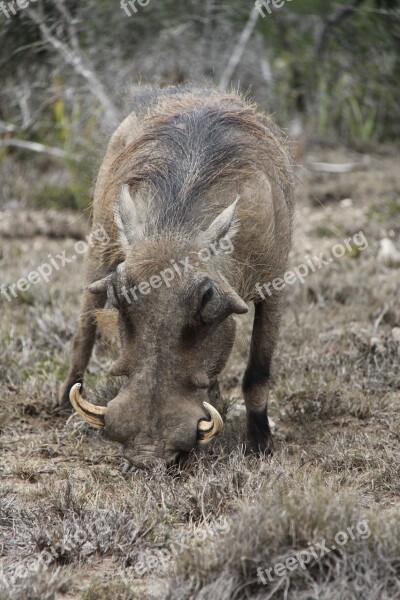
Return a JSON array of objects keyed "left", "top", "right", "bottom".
[{"left": 0, "top": 0, "right": 399, "bottom": 211}]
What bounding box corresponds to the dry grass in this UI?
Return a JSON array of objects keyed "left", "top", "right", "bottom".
[{"left": 0, "top": 146, "right": 399, "bottom": 599}]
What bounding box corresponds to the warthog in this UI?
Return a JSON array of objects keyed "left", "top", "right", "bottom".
[{"left": 59, "top": 85, "right": 294, "bottom": 468}]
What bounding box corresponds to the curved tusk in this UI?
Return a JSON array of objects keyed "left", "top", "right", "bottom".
[
  {"left": 69, "top": 383, "right": 106, "bottom": 429},
  {"left": 197, "top": 401, "right": 224, "bottom": 444}
]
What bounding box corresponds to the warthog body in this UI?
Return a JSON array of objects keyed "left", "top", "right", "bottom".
[{"left": 60, "top": 85, "right": 294, "bottom": 467}]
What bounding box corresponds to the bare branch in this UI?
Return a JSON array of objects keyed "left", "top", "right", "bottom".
[
  {"left": 25, "top": 5, "right": 118, "bottom": 124},
  {"left": 218, "top": 5, "right": 260, "bottom": 91},
  {"left": 308, "top": 157, "right": 371, "bottom": 173},
  {"left": 0, "top": 138, "right": 72, "bottom": 160},
  {"left": 52, "top": 0, "right": 81, "bottom": 55}
]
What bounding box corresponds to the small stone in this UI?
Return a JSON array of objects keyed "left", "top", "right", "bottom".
[
  {"left": 370, "top": 337, "right": 386, "bottom": 354},
  {"left": 377, "top": 238, "right": 400, "bottom": 267},
  {"left": 392, "top": 327, "right": 400, "bottom": 343}
]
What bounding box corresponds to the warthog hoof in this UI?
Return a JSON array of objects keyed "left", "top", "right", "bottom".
[{"left": 246, "top": 409, "right": 274, "bottom": 456}]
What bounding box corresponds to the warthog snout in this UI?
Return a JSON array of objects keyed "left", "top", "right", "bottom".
[{"left": 70, "top": 384, "right": 224, "bottom": 468}]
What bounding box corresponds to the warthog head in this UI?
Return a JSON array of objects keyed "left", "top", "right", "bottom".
[{"left": 70, "top": 186, "right": 248, "bottom": 468}]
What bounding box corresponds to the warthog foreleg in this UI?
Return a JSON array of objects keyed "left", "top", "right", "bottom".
[
  {"left": 58, "top": 269, "right": 107, "bottom": 408},
  {"left": 243, "top": 297, "right": 282, "bottom": 455}
]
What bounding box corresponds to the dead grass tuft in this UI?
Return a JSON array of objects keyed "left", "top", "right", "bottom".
[{"left": 170, "top": 470, "right": 400, "bottom": 599}]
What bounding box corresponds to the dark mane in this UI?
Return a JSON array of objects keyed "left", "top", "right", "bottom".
[{"left": 110, "top": 89, "right": 293, "bottom": 233}]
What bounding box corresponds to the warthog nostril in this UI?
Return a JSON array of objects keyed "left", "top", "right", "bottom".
[{"left": 122, "top": 449, "right": 183, "bottom": 471}]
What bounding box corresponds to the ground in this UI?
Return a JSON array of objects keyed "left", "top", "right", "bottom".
[{"left": 0, "top": 145, "right": 399, "bottom": 600}]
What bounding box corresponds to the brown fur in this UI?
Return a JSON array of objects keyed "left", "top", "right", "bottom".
[{"left": 59, "top": 84, "right": 295, "bottom": 466}]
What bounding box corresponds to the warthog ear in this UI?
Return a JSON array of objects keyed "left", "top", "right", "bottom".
[
  {"left": 198, "top": 195, "right": 240, "bottom": 246},
  {"left": 114, "top": 184, "right": 142, "bottom": 248}
]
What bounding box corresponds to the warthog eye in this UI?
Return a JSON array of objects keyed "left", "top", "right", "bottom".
[
  {"left": 200, "top": 284, "right": 214, "bottom": 310},
  {"left": 180, "top": 284, "right": 219, "bottom": 347},
  {"left": 181, "top": 275, "right": 247, "bottom": 347}
]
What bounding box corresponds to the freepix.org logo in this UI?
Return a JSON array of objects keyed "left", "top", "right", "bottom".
[
  {"left": 255, "top": 0, "right": 294, "bottom": 18},
  {"left": 257, "top": 519, "right": 371, "bottom": 584},
  {"left": 255, "top": 231, "right": 368, "bottom": 300},
  {"left": 120, "top": 0, "right": 150, "bottom": 17},
  {"left": 0, "top": 226, "right": 110, "bottom": 303},
  {"left": 0, "top": 0, "right": 37, "bottom": 20}
]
